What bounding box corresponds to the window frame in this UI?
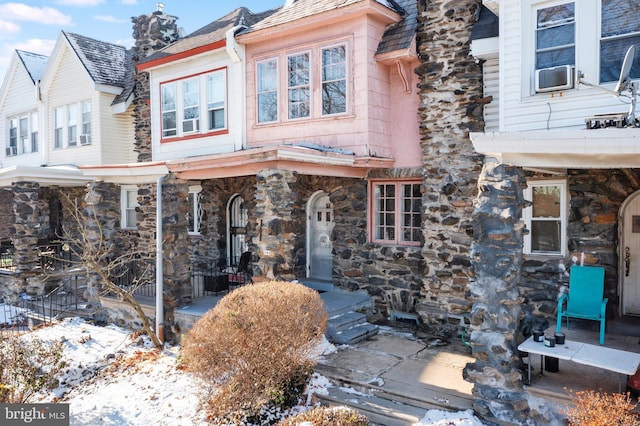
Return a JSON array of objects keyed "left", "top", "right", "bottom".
[
  {"left": 599, "top": 0, "right": 640, "bottom": 84},
  {"left": 255, "top": 39, "right": 351, "bottom": 125},
  {"left": 6, "top": 112, "right": 39, "bottom": 156},
  {"left": 534, "top": 1, "right": 575, "bottom": 70},
  {"left": 159, "top": 67, "right": 228, "bottom": 142},
  {"left": 523, "top": 179, "right": 568, "bottom": 256},
  {"left": 287, "top": 51, "right": 311, "bottom": 120},
  {"left": 187, "top": 185, "right": 203, "bottom": 235},
  {"left": 52, "top": 101, "right": 91, "bottom": 149},
  {"left": 369, "top": 180, "right": 422, "bottom": 247},
  {"left": 120, "top": 185, "right": 139, "bottom": 230}
]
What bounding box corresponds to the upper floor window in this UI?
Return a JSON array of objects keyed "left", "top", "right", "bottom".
[
  {"left": 524, "top": 180, "right": 567, "bottom": 255},
  {"left": 600, "top": 0, "right": 640, "bottom": 83},
  {"left": 256, "top": 41, "right": 349, "bottom": 124},
  {"left": 322, "top": 45, "right": 347, "bottom": 115},
  {"left": 6, "top": 112, "right": 39, "bottom": 156},
  {"left": 370, "top": 181, "right": 422, "bottom": 246},
  {"left": 160, "top": 68, "right": 227, "bottom": 140},
  {"left": 121, "top": 185, "right": 139, "bottom": 230},
  {"left": 535, "top": 2, "right": 575, "bottom": 70},
  {"left": 257, "top": 59, "right": 278, "bottom": 123},
  {"left": 288, "top": 52, "right": 310, "bottom": 119},
  {"left": 53, "top": 101, "right": 92, "bottom": 149}
]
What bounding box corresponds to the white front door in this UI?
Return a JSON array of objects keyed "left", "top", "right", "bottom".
[
  {"left": 308, "top": 193, "right": 334, "bottom": 281},
  {"left": 621, "top": 192, "right": 640, "bottom": 315}
]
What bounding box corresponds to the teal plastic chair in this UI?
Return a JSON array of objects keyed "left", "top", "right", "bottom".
[{"left": 556, "top": 266, "right": 608, "bottom": 345}]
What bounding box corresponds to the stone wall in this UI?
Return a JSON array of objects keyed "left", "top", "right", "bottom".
[
  {"left": 0, "top": 189, "right": 14, "bottom": 241},
  {"left": 415, "top": 0, "right": 486, "bottom": 328},
  {"left": 131, "top": 10, "right": 180, "bottom": 162}
]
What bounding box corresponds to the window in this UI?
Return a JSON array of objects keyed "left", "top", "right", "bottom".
[
  {"left": 187, "top": 185, "right": 203, "bottom": 235},
  {"left": 182, "top": 78, "right": 199, "bottom": 133},
  {"left": 6, "top": 112, "right": 39, "bottom": 156},
  {"left": 81, "top": 101, "right": 91, "bottom": 145},
  {"left": 121, "top": 186, "right": 139, "bottom": 229},
  {"left": 371, "top": 181, "right": 421, "bottom": 245},
  {"left": 322, "top": 45, "right": 347, "bottom": 115},
  {"left": 67, "top": 104, "right": 78, "bottom": 146},
  {"left": 160, "top": 68, "right": 227, "bottom": 140},
  {"left": 7, "top": 118, "right": 17, "bottom": 156},
  {"left": 257, "top": 59, "right": 278, "bottom": 123},
  {"left": 535, "top": 2, "right": 575, "bottom": 70},
  {"left": 161, "top": 83, "right": 177, "bottom": 138},
  {"left": 524, "top": 180, "right": 567, "bottom": 255},
  {"left": 54, "top": 107, "right": 63, "bottom": 149},
  {"left": 53, "top": 101, "right": 90, "bottom": 149},
  {"left": 207, "top": 72, "right": 226, "bottom": 130},
  {"left": 288, "top": 52, "right": 310, "bottom": 119},
  {"left": 600, "top": 0, "right": 640, "bottom": 83},
  {"left": 31, "top": 112, "right": 38, "bottom": 152}
]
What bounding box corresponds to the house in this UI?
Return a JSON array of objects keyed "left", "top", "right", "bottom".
[
  {"left": 463, "top": 0, "right": 640, "bottom": 423},
  {"left": 131, "top": 0, "right": 423, "bottom": 330},
  {"left": 0, "top": 30, "right": 151, "bottom": 299}
]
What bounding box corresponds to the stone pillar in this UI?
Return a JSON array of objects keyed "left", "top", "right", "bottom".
[
  {"left": 463, "top": 162, "right": 531, "bottom": 425},
  {"left": 415, "top": 0, "right": 486, "bottom": 328},
  {"left": 84, "top": 181, "right": 120, "bottom": 305},
  {"left": 254, "top": 170, "right": 297, "bottom": 281},
  {"left": 131, "top": 10, "right": 180, "bottom": 162},
  {"left": 12, "top": 181, "right": 42, "bottom": 274},
  {"left": 159, "top": 176, "right": 192, "bottom": 325}
]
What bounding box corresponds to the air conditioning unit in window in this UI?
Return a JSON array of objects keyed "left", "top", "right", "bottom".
[
  {"left": 5, "top": 146, "right": 16, "bottom": 156},
  {"left": 535, "top": 65, "right": 574, "bottom": 93},
  {"left": 79, "top": 134, "right": 91, "bottom": 145},
  {"left": 182, "top": 118, "right": 200, "bottom": 133}
]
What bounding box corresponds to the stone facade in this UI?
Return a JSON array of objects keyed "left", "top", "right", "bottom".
[{"left": 415, "top": 0, "right": 485, "bottom": 329}]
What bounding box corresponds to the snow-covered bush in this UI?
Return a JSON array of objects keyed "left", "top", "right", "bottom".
[
  {"left": 278, "top": 405, "right": 370, "bottom": 425},
  {"left": 181, "top": 280, "right": 328, "bottom": 423},
  {"left": 0, "top": 334, "right": 66, "bottom": 403}
]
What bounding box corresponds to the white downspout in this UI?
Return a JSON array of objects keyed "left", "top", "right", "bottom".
[
  {"left": 155, "top": 175, "right": 165, "bottom": 342},
  {"left": 225, "top": 25, "right": 246, "bottom": 64}
]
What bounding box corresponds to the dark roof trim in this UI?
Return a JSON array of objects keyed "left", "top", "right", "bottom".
[{"left": 471, "top": 5, "right": 499, "bottom": 40}]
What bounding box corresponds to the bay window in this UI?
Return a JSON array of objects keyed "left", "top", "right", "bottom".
[
  {"left": 322, "top": 45, "right": 347, "bottom": 115},
  {"left": 371, "top": 181, "right": 422, "bottom": 246},
  {"left": 287, "top": 52, "right": 310, "bottom": 119},
  {"left": 160, "top": 68, "right": 227, "bottom": 140}
]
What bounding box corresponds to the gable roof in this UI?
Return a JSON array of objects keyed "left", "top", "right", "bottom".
[
  {"left": 63, "top": 31, "right": 128, "bottom": 88},
  {"left": 139, "top": 7, "right": 278, "bottom": 67},
  {"left": 244, "top": 0, "right": 404, "bottom": 34},
  {"left": 376, "top": 0, "right": 416, "bottom": 55},
  {"left": 16, "top": 50, "right": 48, "bottom": 84}
]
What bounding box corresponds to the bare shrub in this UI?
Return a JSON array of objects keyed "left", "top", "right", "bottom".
[
  {"left": 564, "top": 389, "right": 640, "bottom": 425},
  {"left": 0, "top": 334, "right": 66, "bottom": 403},
  {"left": 181, "top": 280, "right": 328, "bottom": 423},
  {"left": 278, "top": 405, "right": 370, "bottom": 426}
]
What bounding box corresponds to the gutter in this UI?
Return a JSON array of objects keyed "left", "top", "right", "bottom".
[{"left": 225, "top": 25, "right": 247, "bottom": 63}]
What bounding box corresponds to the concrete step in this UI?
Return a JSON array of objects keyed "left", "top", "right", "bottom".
[
  {"left": 315, "top": 385, "right": 426, "bottom": 426},
  {"left": 327, "top": 321, "right": 379, "bottom": 345},
  {"left": 327, "top": 311, "right": 367, "bottom": 333},
  {"left": 320, "top": 289, "right": 372, "bottom": 317}
]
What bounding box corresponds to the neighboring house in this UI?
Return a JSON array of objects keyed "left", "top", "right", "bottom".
[
  {"left": 134, "top": 0, "right": 423, "bottom": 323},
  {"left": 0, "top": 31, "right": 140, "bottom": 296},
  {"left": 463, "top": 1, "right": 640, "bottom": 423},
  {"left": 471, "top": 0, "right": 640, "bottom": 321}
]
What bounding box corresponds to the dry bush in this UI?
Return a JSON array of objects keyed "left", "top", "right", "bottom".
[
  {"left": 564, "top": 389, "right": 640, "bottom": 425},
  {"left": 0, "top": 335, "right": 66, "bottom": 403},
  {"left": 278, "top": 405, "right": 370, "bottom": 426},
  {"left": 181, "top": 280, "right": 328, "bottom": 423}
]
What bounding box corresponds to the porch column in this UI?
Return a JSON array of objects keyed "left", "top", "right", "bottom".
[
  {"left": 12, "top": 181, "right": 43, "bottom": 274},
  {"left": 463, "top": 162, "right": 532, "bottom": 424},
  {"left": 254, "top": 169, "right": 297, "bottom": 281}
]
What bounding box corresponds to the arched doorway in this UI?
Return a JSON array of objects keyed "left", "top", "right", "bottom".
[
  {"left": 306, "top": 191, "right": 334, "bottom": 281},
  {"left": 227, "top": 194, "right": 248, "bottom": 266},
  {"left": 619, "top": 190, "right": 640, "bottom": 315}
]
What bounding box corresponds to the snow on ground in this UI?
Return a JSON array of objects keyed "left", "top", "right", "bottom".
[{"left": 15, "top": 317, "right": 484, "bottom": 425}]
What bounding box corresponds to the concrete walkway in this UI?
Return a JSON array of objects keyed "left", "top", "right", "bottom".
[{"left": 314, "top": 328, "right": 475, "bottom": 425}]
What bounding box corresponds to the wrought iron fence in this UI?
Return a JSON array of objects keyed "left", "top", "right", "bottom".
[{"left": 190, "top": 254, "right": 252, "bottom": 299}]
